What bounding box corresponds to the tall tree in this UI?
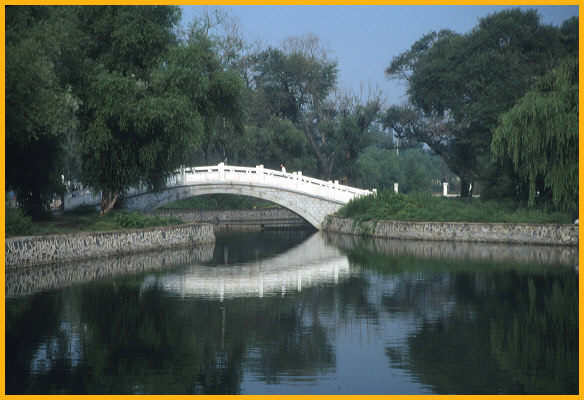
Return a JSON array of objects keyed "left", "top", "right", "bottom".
[
  {"left": 491, "top": 56, "right": 578, "bottom": 210},
  {"left": 70, "top": 6, "right": 245, "bottom": 215},
  {"left": 386, "top": 9, "right": 574, "bottom": 197},
  {"left": 252, "top": 34, "right": 339, "bottom": 180},
  {"left": 319, "top": 89, "right": 384, "bottom": 185},
  {"left": 382, "top": 103, "right": 467, "bottom": 191},
  {"left": 182, "top": 8, "right": 246, "bottom": 164},
  {"left": 71, "top": 6, "right": 189, "bottom": 215},
  {"left": 228, "top": 116, "right": 314, "bottom": 174},
  {"left": 5, "top": 6, "right": 79, "bottom": 218}
]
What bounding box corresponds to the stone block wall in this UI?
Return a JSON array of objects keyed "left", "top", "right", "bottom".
[
  {"left": 5, "top": 223, "right": 215, "bottom": 268},
  {"left": 150, "top": 208, "right": 309, "bottom": 227},
  {"left": 323, "top": 216, "right": 578, "bottom": 246}
]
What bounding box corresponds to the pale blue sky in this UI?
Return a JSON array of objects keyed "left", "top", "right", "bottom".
[{"left": 180, "top": 5, "right": 579, "bottom": 105}]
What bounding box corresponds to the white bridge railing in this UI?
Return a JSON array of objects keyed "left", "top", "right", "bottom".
[
  {"left": 169, "top": 163, "right": 372, "bottom": 203},
  {"left": 64, "top": 163, "right": 373, "bottom": 210}
]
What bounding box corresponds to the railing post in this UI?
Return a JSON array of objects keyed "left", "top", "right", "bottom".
[
  {"left": 443, "top": 182, "right": 449, "bottom": 196},
  {"left": 394, "top": 183, "right": 399, "bottom": 193},
  {"left": 256, "top": 164, "right": 264, "bottom": 183},
  {"left": 219, "top": 162, "right": 225, "bottom": 181}
]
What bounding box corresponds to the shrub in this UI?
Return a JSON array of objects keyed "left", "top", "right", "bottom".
[
  {"left": 113, "top": 211, "right": 148, "bottom": 228},
  {"left": 336, "top": 190, "right": 571, "bottom": 224},
  {"left": 105, "top": 211, "right": 183, "bottom": 230},
  {"left": 5, "top": 207, "right": 37, "bottom": 237}
]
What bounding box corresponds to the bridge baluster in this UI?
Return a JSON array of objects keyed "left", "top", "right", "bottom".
[
  {"left": 218, "top": 162, "right": 225, "bottom": 181},
  {"left": 256, "top": 164, "right": 264, "bottom": 184}
]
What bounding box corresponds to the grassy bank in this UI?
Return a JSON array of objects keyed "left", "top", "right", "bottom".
[
  {"left": 6, "top": 206, "right": 183, "bottom": 238},
  {"left": 337, "top": 190, "right": 572, "bottom": 224},
  {"left": 6, "top": 194, "right": 272, "bottom": 238}
]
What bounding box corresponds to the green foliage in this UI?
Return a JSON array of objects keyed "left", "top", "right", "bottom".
[
  {"left": 178, "top": 35, "right": 246, "bottom": 164},
  {"left": 5, "top": 6, "right": 79, "bottom": 218},
  {"left": 322, "top": 99, "right": 382, "bottom": 184},
  {"left": 492, "top": 56, "right": 578, "bottom": 210},
  {"left": 386, "top": 9, "right": 577, "bottom": 198},
  {"left": 8, "top": 6, "right": 577, "bottom": 222},
  {"left": 229, "top": 116, "right": 315, "bottom": 173},
  {"left": 251, "top": 39, "right": 340, "bottom": 179},
  {"left": 90, "top": 210, "right": 182, "bottom": 231},
  {"left": 6, "top": 205, "right": 184, "bottom": 237},
  {"left": 111, "top": 211, "right": 182, "bottom": 229},
  {"left": 5, "top": 207, "right": 37, "bottom": 237},
  {"left": 66, "top": 6, "right": 246, "bottom": 215},
  {"left": 354, "top": 146, "right": 453, "bottom": 193},
  {"left": 73, "top": 6, "right": 199, "bottom": 213},
  {"left": 337, "top": 190, "right": 571, "bottom": 224}
]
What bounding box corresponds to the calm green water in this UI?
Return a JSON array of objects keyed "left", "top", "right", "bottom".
[{"left": 5, "top": 231, "right": 579, "bottom": 395}]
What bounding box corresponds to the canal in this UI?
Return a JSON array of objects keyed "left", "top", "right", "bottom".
[{"left": 5, "top": 230, "right": 579, "bottom": 395}]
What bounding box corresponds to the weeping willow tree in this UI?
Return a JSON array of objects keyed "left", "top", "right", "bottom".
[{"left": 491, "top": 56, "right": 578, "bottom": 210}]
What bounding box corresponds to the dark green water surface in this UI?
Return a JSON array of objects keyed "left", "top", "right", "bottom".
[{"left": 5, "top": 231, "right": 579, "bottom": 395}]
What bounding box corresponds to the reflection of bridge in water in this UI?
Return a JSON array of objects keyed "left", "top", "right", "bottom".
[
  {"left": 142, "top": 232, "right": 350, "bottom": 300},
  {"left": 6, "top": 233, "right": 350, "bottom": 299}
]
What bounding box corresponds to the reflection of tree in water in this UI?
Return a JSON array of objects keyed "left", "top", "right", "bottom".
[
  {"left": 381, "top": 268, "right": 578, "bottom": 394},
  {"left": 8, "top": 232, "right": 576, "bottom": 395},
  {"left": 6, "top": 294, "right": 63, "bottom": 394},
  {"left": 488, "top": 274, "right": 578, "bottom": 394},
  {"left": 7, "top": 271, "right": 369, "bottom": 394},
  {"left": 336, "top": 235, "right": 577, "bottom": 394},
  {"left": 333, "top": 233, "right": 577, "bottom": 392},
  {"left": 245, "top": 307, "right": 334, "bottom": 384},
  {"left": 79, "top": 280, "right": 339, "bottom": 394}
]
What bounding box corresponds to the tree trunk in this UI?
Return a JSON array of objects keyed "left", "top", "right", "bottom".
[
  {"left": 460, "top": 179, "right": 473, "bottom": 197},
  {"left": 203, "top": 143, "right": 211, "bottom": 165},
  {"left": 324, "top": 152, "right": 336, "bottom": 181},
  {"left": 100, "top": 189, "right": 120, "bottom": 217},
  {"left": 294, "top": 102, "right": 331, "bottom": 180}
]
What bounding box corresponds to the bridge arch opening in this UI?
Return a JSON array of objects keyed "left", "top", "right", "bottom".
[
  {"left": 143, "top": 191, "right": 319, "bottom": 230},
  {"left": 153, "top": 193, "right": 314, "bottom": 230},
  {"left": 159, "top": 193, "right": 276, "bottom": 211}
]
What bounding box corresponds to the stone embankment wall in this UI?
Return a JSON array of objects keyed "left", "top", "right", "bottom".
[
  {"left": 323, "top": 216, "right": 578, "bottom": 246},
  {"left": 150, "top": 208, "right": 310, "bottom": 230},
  {"left": 5, "top": 223, "right": 215, "bottom": 268}
]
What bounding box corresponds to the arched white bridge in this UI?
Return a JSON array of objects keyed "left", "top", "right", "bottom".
[{"left": 64, "top": 163, "right": 373, "bottom": 229}]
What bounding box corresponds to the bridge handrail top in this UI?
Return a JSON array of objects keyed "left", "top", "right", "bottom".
[{"left": 185, "top": 164, "right": 371, "bottom": 196}]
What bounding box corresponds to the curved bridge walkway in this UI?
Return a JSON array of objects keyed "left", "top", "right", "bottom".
[{"left": 64, "top": 163, "right": 373, "bottom": 229}]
